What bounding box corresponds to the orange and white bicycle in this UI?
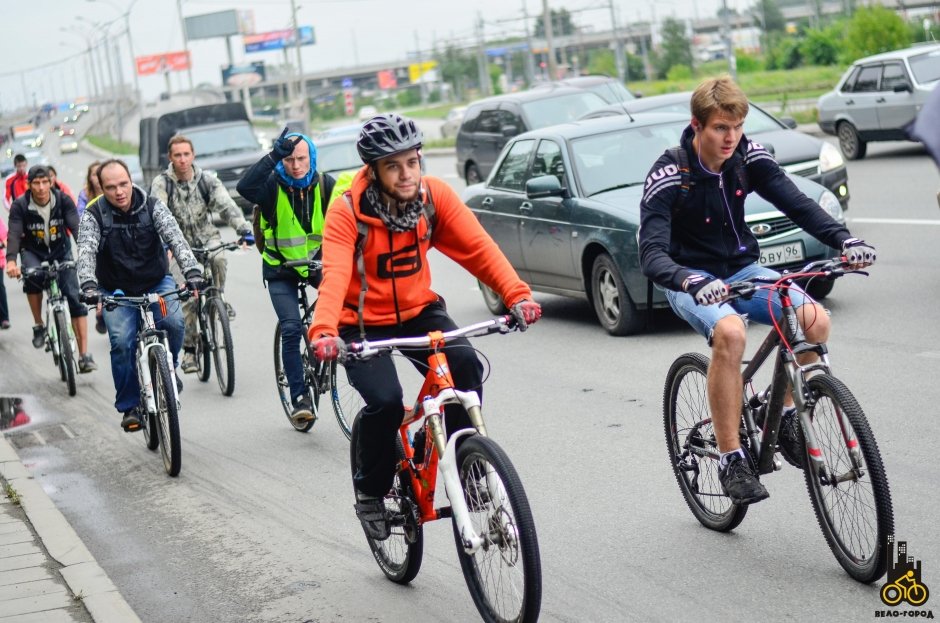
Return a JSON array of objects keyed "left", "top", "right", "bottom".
[{"left": 345, "top": 315, "right": 542, "bottom": 623}]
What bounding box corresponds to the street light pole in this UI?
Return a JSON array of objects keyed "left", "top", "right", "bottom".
[
  {"left": 86, "top": 0, "right": 141, "bottom": 106},
  {"left": 541, "top": 0, "right": 558, "bottom": 79},
  {"left": 176, "top": 0, "right": 195, "bottom": 97},
  {"left": 289, "top": 0, "right": 306, "bottom": 122}
]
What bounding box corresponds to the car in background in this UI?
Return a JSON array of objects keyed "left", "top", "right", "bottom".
[
  {"left": 462, "top": 114, "right": 845, "bottom": 335},
  {"left": 534, "top": 75, "right": 636, "bottom": 104},
  {"left": 17, "top": 131, "right": 43, "bottom": 149},
  {"left": 456, "top": 86, "right": 608, "bottom": 184},
  {"left": 22, "top": 148, "right": 48, "bottom": 167},
  {"left": 316, "top": 134, "right": 362, "bottom": 177},
  {"left": 440, "top": 106, "right": 467, "bottom": 139},
  {"left": 0, "top": 155, "right": 14, "bottom": 177},
  {"left": 123, "top": 154, "right": 144, "bottom": 186},
  {"left": 581, "top": 91, "right": 851, "bottom": 209},
  {"left": 59, "top": 138, "right": 79, "bottom": 154},
  {"left": 316, "top": 123, "right": 362, "bottom": 140},
  {"left": 58, "top": 126, "right": 76, "bottom": 137},
  {"left": 357, "top": 105, "right": 378, "bottom": 122},
  {"left": 817, "top": 43, "right": 940, "bottom": 160}
]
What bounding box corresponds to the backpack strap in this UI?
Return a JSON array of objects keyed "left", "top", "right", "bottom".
[
  {"left": 96, "top": 196, "right": 154, "bottom": 246},
  {"left": 419, "top": 182, "right": 436, "bottom": 242},
  {"left": 734, "top": 159, "right": 749, "bottom": 197},
  {"left": 161, "top": 173, "right": 176, "bottom": 211},
  {"left": 668, "top": 146, "right": 691, "bottom": 216},
  {"left": 343, "top": 191, "right": 370, "bottom": 339},
  {"left": 196, "top": 173, "right": 212, "bottom": 206}
]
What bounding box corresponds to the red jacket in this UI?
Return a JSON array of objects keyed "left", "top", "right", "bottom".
[
  {"left": 4, "top": 172, "right": 27, "bottom": 209},
  {"left": 310, "top": 168, "right": 532, "bottom": 337}
]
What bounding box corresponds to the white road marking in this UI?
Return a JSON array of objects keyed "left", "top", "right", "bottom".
[{"left": 849, "top": 217, "right": 940, "bottom": 226}]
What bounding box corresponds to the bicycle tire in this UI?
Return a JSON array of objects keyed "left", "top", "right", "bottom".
[
  {"left": 452, "top": 434, "right": 541, "bottom": 623},
  {"left": 273, "top": 323, "right": 317, "bottom": 432},
  {"left": 54, "top": 309, "right": 77, "bottom": 397},
  {"left": 207, "top": 298, "right": 235, "bottom": 396},
  {"left": 330, "top": 360, "right": 360, "bottom": 441},
  {"left": 802, "top": 374, "right": 893, "bottom": 583},
  {"left": 150, "top": 347, "right": 181, "bottom": 477},
  {"left": 663, "top": 353, "right": 748, "bottom": 532},
  {"left": 349, "top": 412, "right": 423, "bottom": 584},
  {"left": 195, "top": 304, "right": 211, "bottom": 383}
]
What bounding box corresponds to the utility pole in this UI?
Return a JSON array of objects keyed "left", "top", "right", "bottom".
[
  {"left": 475, "top": 13, "right": 491, "bottom": 97},
  {"left": 290, "top": 0, "right": 306, "bottom": 124},
  {"left": 721, "top": 0, "right": 737, "bottom": 80},
  {"left": 521, "top": 0, "right": 537, "bottom": 85},
  {"left": 414, "top": 31, "right": 428, "bottom": 105},
  {"left": 112, "top": 39, "right": 124, "bottom": 143},
  {"left": 608, "top": 0, "right": 625, "bottom": 83},
  {"left": 176, "top": 0, "right": 195, "bottom": 98},
  {"left": 541, "top": 0, "right": 558, "bottom": 79}
]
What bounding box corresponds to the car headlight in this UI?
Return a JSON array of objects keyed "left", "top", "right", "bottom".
[
  {"left": 819, "top": 141, "right": 844, "bottom": 173},
  {"left": 817, "top": 190, "right": 843, "bottom": 221}
]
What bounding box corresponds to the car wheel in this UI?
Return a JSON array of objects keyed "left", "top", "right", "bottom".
[
  {"left": 477, "top": 280, "right": 509, "bottom": 315},
  {"left": 465, "top": 163, "right": 482, "bottom": 185},
  {"left": 590, "top": 254, "right": 643, "bottom": 336},
  {"left": 837, "top": 122, "right": 867, "bottom": 160},
  {"left": 804, "top": 278, "right": 834, "bottom": 301}
]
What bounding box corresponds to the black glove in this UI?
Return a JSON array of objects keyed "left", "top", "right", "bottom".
[
  {"left": 841, "top": 237, "right": 876, "bottom": 268},
  {"left": 270, "top": 127, "right": 302, "bottom": 161},
  {"left": 683, "top": 274, "right": 729, "bottom": 306},
  {"left": 184, "top": 270, "right": 207, "bottom": 292},
  {"left": 80, "top": 286, "right": 100, "bottom": 305}
]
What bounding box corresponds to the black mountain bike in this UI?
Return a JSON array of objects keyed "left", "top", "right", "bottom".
[
  {"left": 664, "top": 258, "right": 893, "bottom": 583},
  {"left": 191, "top": 241, "right": 238, "bottom": 396},
  {"left": 272, "top": 259, "right": 362, "bottom": 437}
]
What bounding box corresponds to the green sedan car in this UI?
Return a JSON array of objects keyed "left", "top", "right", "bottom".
[{"left": 462, "top": 113, "right": 845, "bottom": 335}]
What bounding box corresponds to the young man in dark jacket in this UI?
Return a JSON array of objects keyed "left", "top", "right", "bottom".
[
  {"left": 5, "top": 165, "right": 96, "bottom": 371},
  {"left": 639, "top": 76, "right": 876, "bottom": 505}
]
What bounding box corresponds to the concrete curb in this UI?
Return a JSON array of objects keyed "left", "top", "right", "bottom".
[{"left": 0, "top": 435, "right": 141, "bottom": 623}]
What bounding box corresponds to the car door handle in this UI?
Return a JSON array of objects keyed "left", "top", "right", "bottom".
[
  {"left": 481, "top": 197, "right": 494, "bottom": 208},
  {"left": 846, "top": 99, "right": 855, "bottom": 105},
  {"left": 876, "top": 97, "right": 886, "bottom": 103},
  {"left": 519, "top": 201, "right": 533, "bottom": 214}
]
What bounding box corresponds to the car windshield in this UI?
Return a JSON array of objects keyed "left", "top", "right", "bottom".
[
  {"left": 587, "top": 81, "right": 635, "bottom": 103},
  {"left": 522, "top": 92, "right": 608, "bottom": 128},
  {"left": 185, "top": 124, "right": 259, "bottom": 157},
  {"left": 637, "top": 98, "right": 782, "bottom": 134},
  {"left": 909, "top": 50, "right": 940, "bottom": 84},
  {"left": 572, "top": 121, "right": 686, "bottom": 197},
  {"left": 318, "top": 139, "right": 361, "bottom": 173}
]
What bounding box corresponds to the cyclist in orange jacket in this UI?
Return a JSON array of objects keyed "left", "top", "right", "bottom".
[{"left": 309, "top": 113, "right": 541, "bottom": 537}]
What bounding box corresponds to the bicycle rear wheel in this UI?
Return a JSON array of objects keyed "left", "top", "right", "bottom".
[
  {"left": 330, "top": 361, "right": 360, "bottom": 440},
  {"left": 54, "top": 309, "right": 77, "bottom": 397},
  {"left": 150, "top": 347, "right": 181, "bottom": 477},
  {"left": 195, "top": 305, "right": 211, "bottom": 383},
  {"left": 273, "top": 323, "right": 318, "bottom": 432},
  {"left": 349, "top": 412, "right": 423, "bottom": 583},
  {"left": 802, "top": 374, "right": 893, "bottom": 583},
  {"left": 452, "top": 434, "right": 541, "bottom": 623},
  {"left": 664, "top": 353, "right": 748, "bottom": 532},
  {"left": 208, "top": 298, "right": 235, "bottom": 396}
]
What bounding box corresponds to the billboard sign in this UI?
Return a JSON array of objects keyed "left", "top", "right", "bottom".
[
  {"left": 221, "top": 62, "right": 266, "bottom": 88},
  {"left": 408, "top": 61, "right": 438, "bottom": 84},
  {"left": 244, "top": 26, "right": 316, "bottom": 53},
  {"left": 185, "top": 10, "right": 240, "bottom": 41},
  {"left": 377, "top": 70, "right": 397, "bottom": 90},
  {"left": 136, "top": 51, "right": 191, "bottom": 76}
]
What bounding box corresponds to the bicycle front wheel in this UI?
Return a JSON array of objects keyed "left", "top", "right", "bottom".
[
  {"left": 207, "top": 298, "right": 235, "bottom": 396},
  {"left": 273, "top": 323, "right": 318, "bottom": 432},
  {"left": 150, "top": 347, "right": 181, "bottom": 477},
  {"left": 349, "top": 413, "right": 423, "bottom": 583},
  {"left": 452, "top": 435, "right": 541, "bottom": 623},
  {"left": 54, "top": 309, "right": 77, "bottom": 397},
  {"left": 195, "top": 304, "right": 211, "bottom": 383},
  {"left": 802, "top": 374, "right": 893, "bottom": 583},
  {"left": 330, "top": 361, "right": 361, "bottom": 440},
  {"left": 664, "top": 353, "right": 748, "bottom": 532}
]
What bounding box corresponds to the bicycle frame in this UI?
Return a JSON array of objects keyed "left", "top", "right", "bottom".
[
  {"left": 350, "top": 317, "right": 515, "bottom": 555},
  {"left": 27, "top": 261, "right": 77, "bottom": 361}
]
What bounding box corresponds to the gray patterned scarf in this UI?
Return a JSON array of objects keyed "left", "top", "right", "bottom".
[{"left": 363, "top": 182, "right": 424, "bottom": 233}]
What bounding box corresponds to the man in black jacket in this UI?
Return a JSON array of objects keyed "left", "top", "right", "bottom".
[
  {"left": 639, "top": 77, "right": 876, "bottom": 505},
  {"left": 5, "top": 165, "right": 96, "bottom": 372}
]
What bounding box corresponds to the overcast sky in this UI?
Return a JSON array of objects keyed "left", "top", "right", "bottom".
[{"left": 0, "top": 0, "right": 729, "bottom": 110}]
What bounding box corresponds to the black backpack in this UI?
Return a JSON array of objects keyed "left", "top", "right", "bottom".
[
  {"left": 161, "top": 172, "right": 212, "bottom": 211},
  {"left": 92, "top": 194, "right": 157, "bottom": 244}
]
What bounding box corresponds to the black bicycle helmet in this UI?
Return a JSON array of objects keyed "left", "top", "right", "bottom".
[{"left": 357, "top": 113, "right": 424, "bottom": 164}]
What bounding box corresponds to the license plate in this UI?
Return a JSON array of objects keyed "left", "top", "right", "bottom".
[{"left": 759, "top": 241, "right": 805, "bottom": 266}]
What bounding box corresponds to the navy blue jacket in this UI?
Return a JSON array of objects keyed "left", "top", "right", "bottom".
[{"left": 639, "top": 125, "right": 851, "bottom": 291}]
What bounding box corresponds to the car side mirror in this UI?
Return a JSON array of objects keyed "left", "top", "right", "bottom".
[
  {"left": 893, "top": 82, "right": 912, "bottom": 93},
  {"left": 780, "top": 117, "right": 798, "bottom": 129},
  {"left": 526, "top": 174, "right": 567, "bottom": 199},
  {"left": 501, "top": 124, "right": 518, "bottom": 138}
]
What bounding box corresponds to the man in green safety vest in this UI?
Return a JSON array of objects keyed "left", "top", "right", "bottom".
[{"left": 237, "top": 128, "right": 348, "bottom": 425}]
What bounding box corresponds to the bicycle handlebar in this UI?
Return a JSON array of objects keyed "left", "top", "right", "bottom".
[
  {"left": 101, "top": 287, "right": 190, "bottom": 311},
  {"left": 191, "top": 241, "right": 241, "bottom": 258},
  {"left": 21, "top": 260, "right": 76, "bottom": 278},
  {"left": 282, "top": 259, "right": 323, "bottom": 271},
  {"left": 345, "top": 315, "right": 517, "bottom": 360},
  {"left": 725, "top": 257, "right": 865, "bottom": 301}
]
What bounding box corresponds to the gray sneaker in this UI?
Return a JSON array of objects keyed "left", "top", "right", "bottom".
[
  {"left": 78, "top": 353, "right": 98, "bottom": 373},
  {"left": 32, "top": 325, "right": 46, "bottom": 349},
  {"left": 181, "top": 350, "right": 199, "bottom": 374},
  {"left": 719, "top": 449, "right": 770, "bottom": 505}
]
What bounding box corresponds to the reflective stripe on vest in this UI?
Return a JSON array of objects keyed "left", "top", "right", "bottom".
[{"left": 261, "top": 185, "right": 325, "bottom": 278}]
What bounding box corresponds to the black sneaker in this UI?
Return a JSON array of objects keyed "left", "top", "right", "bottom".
[
  {"left": 95, "top": 312, "right": 106, "bottom": 335},
  {"left": 225, "top": 302, "right": 236, "bottom": 320},
  {"left": 290, "top": 394, "right": 315, "bottom": 426},
  {"left": 719, "top": 449, "right": 770, "bottom": 505},
  {"left": 354, "top": 492, "right": 391, "bottom": 541},
  {"left": 778, "top": 407, "right": 805, "bottom": 470},
  {"left": 121, "top": 408, "right": 143, "bottom": 433},
  {"left": 32, "top": 325, "right": 46, "bottom": 349}
]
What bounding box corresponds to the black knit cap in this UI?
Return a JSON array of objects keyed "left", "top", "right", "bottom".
[{"left": 27, "top": 165, "right": 50, "bottom": 184}]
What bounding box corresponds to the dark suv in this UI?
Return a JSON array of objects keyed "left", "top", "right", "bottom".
[{"left": 456, "top": 87, "right": 607, "bottom": 184}]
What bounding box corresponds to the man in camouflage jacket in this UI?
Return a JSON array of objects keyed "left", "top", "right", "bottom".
[{"left": 150, "top": 135, "right": 253, "bottom": 373}]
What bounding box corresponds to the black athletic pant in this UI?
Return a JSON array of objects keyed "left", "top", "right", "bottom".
[{"left": 340, "top": 300, "right": 484, "bottom": 497}]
